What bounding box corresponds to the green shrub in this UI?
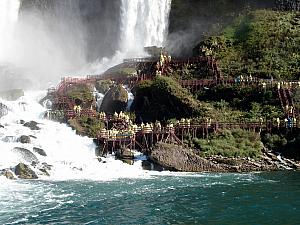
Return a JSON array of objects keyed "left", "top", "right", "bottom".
[{"left": 194, "top": 129, "right": 263, "bottom": 158}]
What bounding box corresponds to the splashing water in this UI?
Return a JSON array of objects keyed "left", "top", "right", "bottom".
[{"left": 0, "top": 92, "right": 151, "bottom": 181}]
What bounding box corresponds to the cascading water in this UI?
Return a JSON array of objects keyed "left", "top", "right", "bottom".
[
  {"left": 0, "top": 0, "right": 20, "bottom": 62},
  {"left": 0, "top": 92, "right": 149, "bottom": 180},
  {"left": 119, "top": 0, "right": 172, "bottom": 56},
  {"left": 0, "top": 0, "right": 173, "bottom": 181}
]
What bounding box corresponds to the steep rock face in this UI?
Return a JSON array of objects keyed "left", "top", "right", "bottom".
[
  {"left": 100, "top": 85, "right": 128, "bottom": 114},
  {"left": 149, "top": 142, "right": 224, "bottom": 172}
]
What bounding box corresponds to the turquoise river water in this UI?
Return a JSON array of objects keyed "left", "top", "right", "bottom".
[{"left": 0, "top": 171, "right": 299, "bottom": 225}]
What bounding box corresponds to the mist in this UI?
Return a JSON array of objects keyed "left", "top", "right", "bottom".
[{"left": 0, "top": 0, "right": 123, "bottom": 91}]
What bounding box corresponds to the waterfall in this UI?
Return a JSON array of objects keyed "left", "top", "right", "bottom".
[
  {"left": 119, "top": 0, "right": 172, "bottom": 56},
  {"left": 0, "top": 0, "right": 20, "bottom": 61}
]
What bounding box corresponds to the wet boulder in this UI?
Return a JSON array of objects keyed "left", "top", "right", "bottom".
[
  {"left": 15, "top": 163, "right": 38, "bottom": 179},
  {"left": 23, "top": 121, "right": 41, "bottom": 130},
  {"left": 100, "top": 84, "right": 128, "bottom": 114},
  {"left": 12, "top": 147, "right": 39, "bottom": 164},
  {"left": 0, "top": 169, "right": 16, "bottom": 180},
  {"left": 18, "top": 135, "right": 31, "bottom": 144},
  {"left": 115, "top": 147, "right": 134, "bottom": 160},
  {"left": 33, "top": 147, "right": 47, "bottom": 157}
]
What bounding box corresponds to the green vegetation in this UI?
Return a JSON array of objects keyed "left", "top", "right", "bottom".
[
  {"left": 66, "top": 84, "right": 94, "bottom": 102},
  {"left": 195, "top": 10, "right": 300, "bottom": 80},
  {"left": 69, "top": 116, "right": 105, "bottom": 137},
  {"left": 196, "top": 85, "right": 284, "bottom": 121},
  {"left": 132, "top": 76, "right": 204, "bottom": 121},
  {"left": 95, "top": 80, "right": 113, "bottom": 94},
  {"left": 193, "top": 129, "right": 264, "bottom": 158}
]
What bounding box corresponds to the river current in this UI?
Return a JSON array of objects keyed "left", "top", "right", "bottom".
[{"left": 1, "top": 171, "right": 299, "bottom": 224}]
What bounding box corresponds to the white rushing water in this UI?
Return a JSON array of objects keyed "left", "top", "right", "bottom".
[
  {"left": 119, "top": 0, "right": 172, "bottom": 56},
  {"left": 0, "top": 92, "right": 150, "bottom": 181},
  {"left": 0, "top": 0, "right": 20, "bottom": 61}
]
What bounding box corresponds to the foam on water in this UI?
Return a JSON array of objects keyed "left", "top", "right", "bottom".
[{"left": 0, "top": 91, "right": 153, "bottom": 181}]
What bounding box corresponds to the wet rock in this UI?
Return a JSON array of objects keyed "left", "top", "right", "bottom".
[
  {"left": 4, "top": 170, "right": 16, "bottom": 180},
  {"left": 0, "top": 102, "right": 9, "bottom": 118},
  {"left": 41, "top": 162, "right": 53, "bottom": 171},
  {"left": 23, "top": 121, "right": 41, "bottom": 130},
  {"left": 0, "top": 169, "right": 16, "bottom": 180},
  {"left": 15, "top": 163, "right": 38, "bottom": 179},
  {"left": 18, "top": 135, "right": 31, "bottom": 144},
  {"left": 115, "top": 148, "right": 134, "bottom": 160},
  {"left": 0, "top": 124, "right": 4, "bottom": 128},
  {"left": 100, "top": 84, "right": 128, "bottom": 114},
  {"left": 12, "top": 147, "right": 39, "bottom": 164},
  {"left": 33, "top": 147, "right": 47, "bottom": 157},
  {"left": 39, "top": 168, "right": 50, "bottom": 176},
  {"left": 19, "top": 120, "right": 25, "bottom": 124},
  {"left": 2, "top": 136, "right": 16, "bottom": 142}
]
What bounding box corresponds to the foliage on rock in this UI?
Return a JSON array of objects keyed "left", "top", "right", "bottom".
[
  {"left": 195, "top": 10, "right": 300, "bottom": 80},
  {"left": 132, "top": 76, "right": 203, "bottom": 122},
  {"left": 66, "top": 84, "right": 94, "bottom": 103},
  {"left": 95, "top": 80, "right": 113, "bottom": 94},
  {"left": 193, "top": 129, "right": 264, "bottom": 158}
]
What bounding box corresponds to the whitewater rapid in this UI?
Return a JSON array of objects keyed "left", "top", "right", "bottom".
[{"left": 0, "top": 92, "right": 150, "bottom": 181}]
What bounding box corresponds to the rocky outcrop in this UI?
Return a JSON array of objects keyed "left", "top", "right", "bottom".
[
  {"left": 100, "top": 84, "right": 128, "bottom": 114},
  {"left": 18, "top": 135, "right": 31, "bottom": 144},
  {"left": 15, "top": 163, "right": 38, "bottom": 179},
  {"left": 149, "top": 142, "right": 287, "bottom": 172},
  {"left": 23, "top": 121, "right": 41, "bottom": 130},
  {"left": 12, "top": 147, "right": 39, "bottom": 164},
  {"left": 33, "top": 147, "right": 47, "bottom": 157},
  {"left": 149, "top": 142, "right": 224, "bottom": 172}
]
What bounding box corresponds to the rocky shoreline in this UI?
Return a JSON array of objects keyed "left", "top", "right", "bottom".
[{"left": 148, "top": 142, "right": 300, "bottom": 173}]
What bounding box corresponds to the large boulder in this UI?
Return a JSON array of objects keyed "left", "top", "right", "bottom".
[
  {"left": 149, "top": 142, "right": 224, "bottom": 172},
  {"left": 23, "top": 121, "right": 41, "bottom": 130},
  {"left": 18, "top": 135, "right": 31, "bottom": 144},
  {"left": 100, "top": 84, "right": 128, "bottom": 114},
  {"left": 12, "top": 147, "right": 39, "bottom": 164},
  {"left": 15, "top": 163, "right": 38, "bottom": 179}
]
